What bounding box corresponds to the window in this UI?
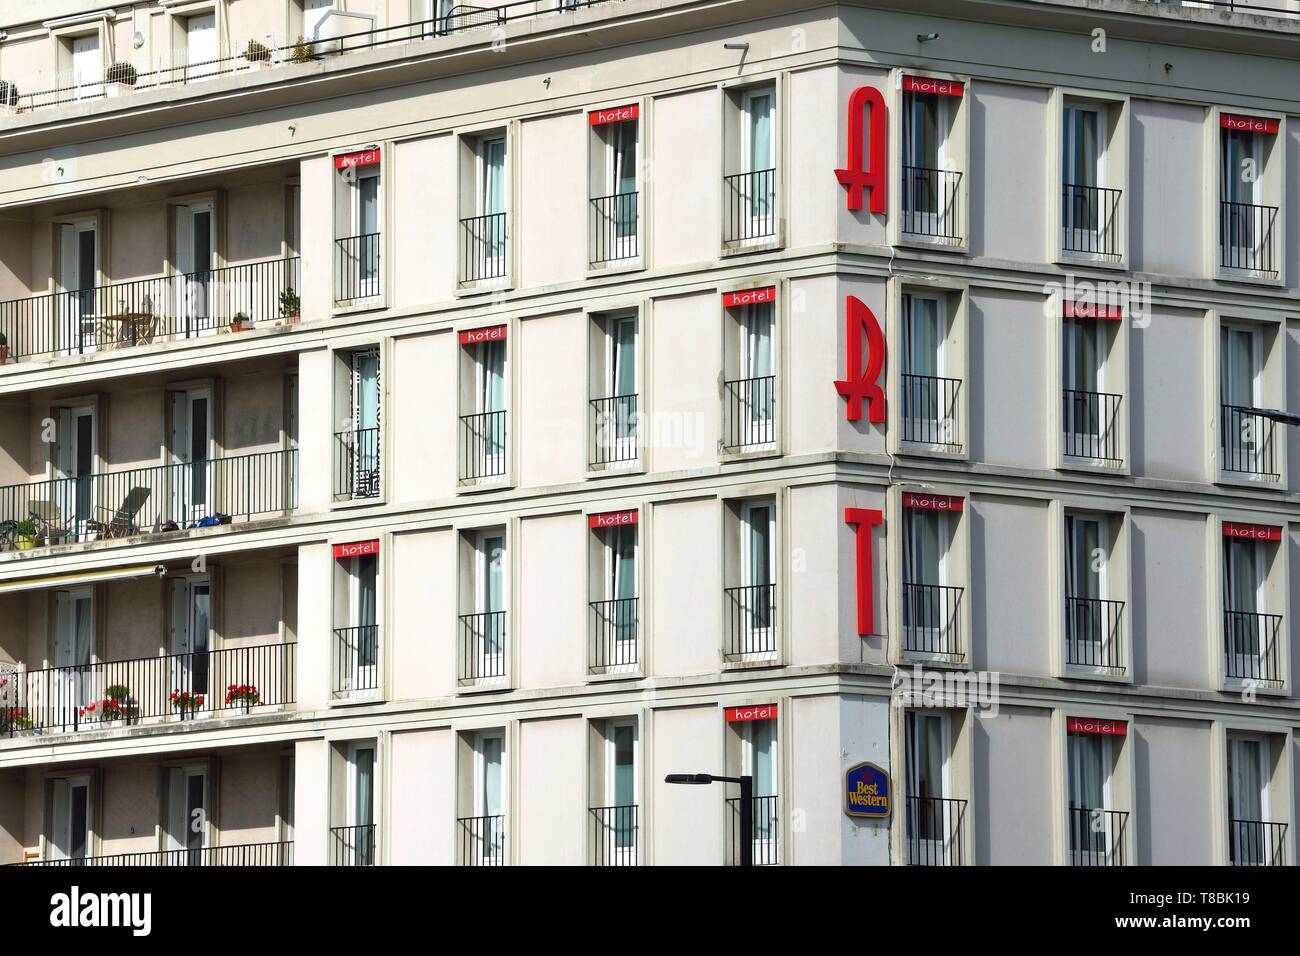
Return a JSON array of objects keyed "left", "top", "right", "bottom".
[
  {"left": 1066, "top": 729, "right": 1126, "bottom": 866},
  {"left": 1219, "top": 323, "right": 1277, "bottom": 480},
  {"left": 901, "top": 89, "right": 960, "bottom": 241},
  {"left": 48, "top": 776, "right": 92, "bottom": 862},
  {"left": 336, "top": 347, "right": 381, "bottom": 499},
  {"left": 590, "top": 111, "right": 640, "bottom": 266},
  {"left": 723, "top": 294, "right": 777, "bottom": 453},
  {"left": 591, "top": 719, "right": 638, "bottom": 865},
  {"left": 71, "top": 34, "right": 102, "bottom": 101},
  {"left": 169, "top": 576, "right": 212, "bottom": 704},
  {"left": 1222, "top": 531, "right": 1282, "bottom": 687},
  {"left": 589, "top": 312, "right": 639, "bottom": 469},
  {"left": 460, "top": 530, "right": 507, "bottom": 683},
  {"left": 1061, "top": 313, "right": 1122, "bottom": 464},
  {"left": 723, "top": 85, "right": 777, "bottom": 245},
  {"left": 184, "top": 13, "right": 218, "bottom": 82},
  {"left": 172, "top": 200, "right": 217, "bottom": 336},
  {"left": 733, "top": 717, "right": 779, "bottom": 865},
  {"left": 333, "top": 742, "right": 376, "bottom": 866},
  {"left": 461, "top": 730, "right": 506, "bottom": 865},
  {"left": 1060, "top": 103, "right": 1121, "bottom": 258},
  {"left": 333, "top": 550, "right": 378, "bottom": 695},
  {"left": 460, "top": 333, "right": 507, "bottom": 483},
  {"left": 1218, "top": 120, "right": 1279, "bottom": 276},
  {"left": 167, "top": 387, "right": 213, "bottom": 524},
  {"left": 1227, "top": 735, "right": 1283, "bottom": 866},
  {"left": 52, "top": 403, "right": 96, "bottom": 539},
  {"left": 905, "top": 711, "right": 964, "bottom": 865},
  {"left": 460, "top": 133, "right": 508, "bottom": 285},
  {"left": 725, "top": 500, "right": 777, "bottom": 661},
  {"left": 334, "top": 153, "right": 382, "bottom": 303},
  {"left": 56, "top": 219, "right": 99, "bottom": 355},
  {"left": 51, "top": 589, "right": 94, "bottom": 729},
  {"left": 1063, "top": 513, "right": 1125, "bottom": 675},
  {"left": 165, "top": 766, "right": 208, "bottom": 864},
  {"left": 901, "top": 496, "right": 963, "bottom": 660},
  {"left": 900, "top": 293, "right": 961, "bottom": 450},
  {"left": 589, "top": 514, "right": 639, "bottom": 671}
]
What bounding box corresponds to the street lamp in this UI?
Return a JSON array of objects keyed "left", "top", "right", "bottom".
[
  {"left": 1255, "top": 408, "right": 1300, "bottom": 428},
  {"left": 665, "top": 772, "right": 754, "bottom": 866}
]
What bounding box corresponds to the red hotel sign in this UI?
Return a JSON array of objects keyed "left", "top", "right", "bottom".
[
  {"left": 903, "top": 492, "right": 964, "bottom": 512},
  {"left": 902, "top": 75, "right": 964, "bottom": 97},
  {"left": 590, "top": 103, "right": 639, "bottom": 126},
  {"left": 1222, "top": 521, "right": 1281, "bottom": 541},
  {"left": 1220, "top": 113, "right": 1279, "bottom": 134},
  {"left": 725, "top": 704, "right": 777, "bottom": 723},
  {"left": 1063, "top": 300, "right": 1123, "bottom": 321},
  {"left": 459, "top": 325, "right": 507, "bottom": 345},
  {"left": 845, "top": 507, "right": 884, "bottom": 636},
  {"left": 333, "top": 539, "right": 380, "bottom": 559},
  {"left": 335, "top": 148, "right": 381, "bottom": 169},
  {"left": 1067, "top": 717, "right": 1128, "bottom": 736},
  {"left": 588, "top": 510, "right": 638, "bottom": 529},
  {"left": 722, "top": 286, "right": 775, "bottom": 308}
]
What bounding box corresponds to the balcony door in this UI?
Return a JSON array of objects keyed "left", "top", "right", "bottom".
[
  {"left": 1064, "top": 515, "right": 1108, "bottom": 668},
  {"left": 174, "top": 202, "right": 216, "bottom": 337},
  {"left": 1062, "top": 315, "right": 1106, "bottom": 454},
  {"left": 55, "top": 405, "right": 96, "bottom": 539},
  {"left": 58, "top": 221, "right": 99, "bottom": 354},
  {"left": 473, "top": 531, "right": 506, "bottom": 682},
  {"left": 604, "top": 525, "right": 637, "bottom": 671},
  {"left": 740, "top": 501, "right": 775, "bottom": 659},
  {"left": 52, "top": 589, "right": 94, "bottom": 727},
  {"left": 1221, "top": 130, "right": 1266, "bottom": 267},
  {"left": 740, "top": 719, "right": 778, "bottom": 863},
  {"left": 1220, "top": 324, "right": 1264, "bottom": 474},
  {"left": 605, "top": 120, "right": 638, "bottom": 254},
  {"left": 169, "top": 388, "right": 213, "bottom": 524},
  {"left": 603, "top": 720, "right": 637, "bottom": 864},
  {"left": 901, "top": 294, "right": 944, "bottom": 441},
  {"left": 1228, "top": 737, "right": 1271, "bottom": 865},
  {"left": 476, "top": 341, "right": 506, "bottom": 478},
  {"left": 474, "top": 731, "right": 505, "bottom": 863},
  {"left": 166, "top": 766, "right": 208, "bottom": 864},
  {"left": 71, "top": 34, "right": 102, "bottom": 101},
  {"left": 49, "top": 776, "right": 92, "bottom": 863},
  {"left": 170, "top": 576, "right": 211, "bottom": 700},
  {"left": 740, "top": 88, "right": 774, "bottom": 233},
  {"left": 902, "top": 92, "right": 951, "bottom": 234},
  {"left": 1062, "top": 105, "right": 1103, "bottom": 243},
  {"left": 1067, "top": 732, "right": 1112, "bottom": 865},
  {"left": 344, "top": 554, "right": 378, "bottom": 692},
  {"left": 184, "top": 13, "right": 218, "bottom": 81},
  {"left": 903, "top": 509, "right": 949, "bottom": 653},
  {"left": 739, "top": 303, "right": 775, "bottom": 448},
  {"left": 350, "top": 169, "right": 381, "bottom": 298},
  {"left": 1224, "top": 538, "right": 1267, "bottom": 680},
  {"left": 476, "top": 137, "right": 507, "bottom": 275},
  {"left": 905, "top": 711, "right": 955, "bottom": 865},
  {"left": 606, "top": 314, "right": 637, "bottom": 463},
  {"left": 347, "top": 743, "right": 376, "bottom": 866},
  {"left": 349, "top": 348, "right": 381, "bottom": 497}
]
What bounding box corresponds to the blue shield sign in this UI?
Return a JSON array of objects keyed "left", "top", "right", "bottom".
[{"left": 844, "top": 762, "right": 891, "bottom": 819}]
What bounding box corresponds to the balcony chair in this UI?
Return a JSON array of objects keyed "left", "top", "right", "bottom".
[
  {"left": 89, "top": 487, "right": 152, "bottom": 540},
  {"left": 28, "top": 500, "right": 73, "bottom": 545}
]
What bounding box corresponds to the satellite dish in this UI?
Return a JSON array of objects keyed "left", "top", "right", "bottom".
[{"left": 133, "top": 31, "right": 145, "bottom": 50}]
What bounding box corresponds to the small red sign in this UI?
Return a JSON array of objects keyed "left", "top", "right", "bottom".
[
  {"left": 459, "top": 325, "right": 507, "bottom": 345},
  {"left": 1063, "top": 300, "right": 1123, "bottom": 321},
  {"left": 335, "top": 148, "right": 382, "bottom": 169},
  {"left": 726, "top": 704, "right": 777, "bottom": 723},
  {"left": 723, "top": 286, "right": 776, "bottom": 308},
  {"left": 903, "top": 492, "right": 964, "bottom": 512},
  {"left": 333, "top": 539, "right": 380, "bottom": 559},
  {"left": 590, "top": 103, "right": 639, "bottom": 126},
  {"left": 1220, "top": 113, "right": 1279, "bottom": 135},
  {"left": 1222, "top": 521, "right": 1282, "bottom": 542},
  {"left": 588, "top": 510, "right": 638, "bottom": 529},
  {"left": 902, "top": 75, "right": 964, "bottom": 97},
  {"left": 1067, "top": 717, "right": 1127, "bottom": 736}
]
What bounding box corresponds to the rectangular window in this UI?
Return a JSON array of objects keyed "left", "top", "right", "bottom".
[
  {"left": 460, "top": 530, "right": 507, "bottom": 684},
  {"left": 334, "top": 155, "right": 382, "bottom": 303},
  {"left": 48, "top": 776, "right": 92, "bottom": 862},
  {"left": 1060, "top": 101, "right": 1121, "bottom": 259},
  {"left": 1222, "top": 536, "right": 1281, "bottom": 686},
  {"left": 905, "top": 711, "right": 964, "bottom": 866},
  {"left": 460, "top": 134, "right": 508, "bottom": 285},
  {"left": 1219, "top": 126, "right": 1277, "bottom": 275},
  {"left": 1063, "top": 513, "right": 1124, "bottom": 674},
  {"left": 57, "top": 220, "right": 99, "bottom": 356},
  {"left": 1227, "top": 736, "right": 1281, "bottom": 866},
  {"left": 591, "top": 719, "right": 638, "bottom": 866},
  {"left": 738, "top": 718, "right": 778, "bottom": 865},
  {"left": 71, "top": 34, "right": 102, "bottom": 101},
  {"left": 1065, "top": 731, "right": 1127, "bottom": 865},
  {"left": 51, "top": 588, "right": 95, "bottom": 728},
  {"left": 723, "top": 296, "right": 777, "bottom": 453},
  {"left": 165, "top": 766, "right": 208, "bottom": 863},
  {"left": 169, "top": 576, "right": 212, "bottom": 701},
  {"left": 724, "top": 85, "right": 777, "bottom": 245},
  {"left": 1061, "top": 313, "right": 1123, "bottom": 464},
  {"left": 461, "top": 731, "right": 505, "bottom": 865},
  {"left": 902, "top": 91, "right": 960, "bottom": 241},
  {"left": 335, "top": 348, "right": 381, "bottom": 499},
  {"left": 590, "top": 517, "right": 639, "bottom": 671},
  {"left": 725, "top": 500, "right": 777, "bottom": 661},
  {"left": 901, "top": 503, "right": 962, "bottom": 660},
  {"left": 461, "top": 337, "right": 507, "bottom": 483},
  {"left": 900, "top": 293, "right": 960, "bottom": 449},
  {"left": 590, "top": 115, "right": 639, "bottom": 266},
  {"left": 1219, "top": 323, "right": 1277, "bottom": 481},
  {"left": 332, "top": 742, "right": 376, "bottom": 866},
  {"left": 590, "top": 312, "right": 639, "bottom": 468},
  {"left": 184, "top": 13, "right": 218, "bottom": 82}
]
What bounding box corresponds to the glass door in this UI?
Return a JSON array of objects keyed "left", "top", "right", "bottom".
[
  {"left": 902, "top": 93, "right": 948, "bottom": 231},
  {"left": 901, "top": 294, "right": 942, "bottom": 439},
  {"left": 1063, "top": 106, "right": 1103, "bottom": 244},
  {"left": 903, "top": 510, "right": 946, "bottom": 651},
  {"left": 475, "top": 732, "right": 505, "bottom": 862},
  {"left": 170, "top": 577, "right": 211, "bottom": 703},
  {"left": 905, "top": 711, "right": 952, "bottom": 863},
  {"left": 59, "top": 222, "right": 98, "bottom": 354},
  {"left": 348, "top": 554, "right": 378, "bottom": 691},
  {"left": 56, "top": 406, "right": 96, "bottom": 540},
  {"left": 742, "top": 720, "right": 778, "bottom": 862},
  {"left": 477, "top": 341, "right": 506, "bottom": 477},
  {"left": 608, "top": 315, "right": 637, "bottom": 463},
  {"left": 1067, "top": 732, "right": 1111, "bottom": 864},
  {"left": 52, "top": 589, "right": 94, "bottom": 728},
  {"left": 476, "top": 532, "right": 506, "bottom": 681},
  {"left": 1062, "top": 315, "right": 1104, "bottom": 453},
  {"left": 605, "top": 721, "right": 637, "bottom": 863},
  {"left": 169, "top": 388, "right": 212, "bottom": 524},
  {"left": 167, "top": 767, "right": 208, "bottom": 865},
  {"left": 607, "top": 120, "right": 638, "bottom": 254},
  {"left": 1228, "top": 737, "right": 1269, "bottom": 865},
  {"left": 49, "top": 776, "right": 92, "bottom": 864},
  {"left": 347, "top": 743, "right": 375, "bottom": 866},
  {"left": 740, "top": 501, "right": 775, "bottom": 658},
  {"left": 606, "top": 526, "right": 637, "bottom": 669},
  {"left": 353, "top": 170, "right": 381, "bottom": 297},
  {"left": 1221, "top": 130, "right": 1263, "bottom": 263},
  {"left": 1065, "top": 515, "right": 1106, "bottom": 666},
  {"left": 1224, "top": 538, "right": 1266, "bottom": 679},
  {"left": 740, "top": 89, "right": 774, "bottom": 234},
  {"left": 351, "top": 349, "right": 380, "bottom": 496},
  {"left": 174, "top": 203, "right": 215, "bottom": 337},
  {"left": 740, "top": 303, "right": 775, "bottom": 447},
  {"left": 478, "top": 137, "right": 507, "bottom": 275}
]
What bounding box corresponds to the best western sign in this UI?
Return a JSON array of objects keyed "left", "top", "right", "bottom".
[{"left": 844, "top": 762, "right": 891, "bottom": 818}]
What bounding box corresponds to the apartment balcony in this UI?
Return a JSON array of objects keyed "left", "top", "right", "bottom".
[
  {"left": 905, "top": 796, "right": 967, "bottom": 866},
  {"left": 331, "top": 825, "right": 376, "bottom": 867},
  {"left": 902, "top": 582, "right": 964, "bottom": 661},
  {"left": 1219, "top": 200, "right": 1278, "bottom": 276},
  {"left": 590, "top": 192, "right": 640, "bottom": 266},
  {"left": 459, "top": 213, "right": 509, "bottom": 286},
  {"left": 901, "top": 166, "right": 963, "bottom": 244},
  {"left": 0, "top": 642, "right": 297, "bottom": 739},
  {"left": 1068, "top": 807, "right": 1129, "bottom": 866},
  {"left": 590, "top": 395, "right": 639, "bottom": 468},
  {"left": 590, "top": 805, "right": 638, "bottom": 866},
  {"left": 727, "top": 795, "right": 779, "bottom": 866},
  {"left": 722, "top": 169, "right": 777, "bottom": 245},
  {"left": 332, "top": 625, "right": 380, "bottom": 696},
  {"left": 458, "top": 611, "right": 507, "bottom": 684},
  {"left": 14, "top": 841, "right": 293, "bottom": 867},
  {"left": 334, "top": 428, "right": 381, "bottom": 500},
  {"left": 1220, "top": 405, "right": 1280, "bottom": 479},
  {"left": 1230, "top": 819, "right": 1288, "bottom": 866},
  {"left": 1062, "top": 390, "right": 1123, "bottom": 464},
  {"left": 1061, "top": 184, "right": 1122, "bottom": 260},
  {"left": 722, "top": 376, "right": 776, "bottom": 452},
  {"left": 334, "top": 234, "right": 382, "bottom": 304},
  {"left": 458, "top": 814, "right": 505, "bottom": 866},
  {"left": 724, "top": 584, "right": 777, "bottom": 661},
  {"left": 589, "top": 597, "right": 639, "bottom": 672},
  {"left": 459, "top": 410, "right": 508, "bottom": 482},
  {"left": 901, "top": 374, "right": 963, "bottom": 450},
  {"left": 1064, "top": 597, "right": 1126, "bottom": 675},
  {"left": 1223, "top": 610, "right": 1283, "bottom": 686},
  {"left": 0, "top": 258, "right": 301, "bottom": 364}
]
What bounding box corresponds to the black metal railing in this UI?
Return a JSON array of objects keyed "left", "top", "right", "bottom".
[
  {"left": 1062, "top": 390, "right": 1123, "bottom": 463},
  {"left": 590, "top": 395, "right": 638, "bottom": 467},
  {"left": 590, "top": 598, "right": 638, "bottom": 671},
  {"left": 331, "top": 824, "right": 376, "bottom": 866},
  {"left": 590, "top": 192, "right": 639, "bottom": 265},
  {"left": 1065, "top": 597, "right": 1126, "bottom": 673},
  {"left": 1068, "top": 807, "right": 1129, "bottom": 866},
  {"left": 724, "top": 584, "right": 777, "bottom": 660},
  {"left": 723, "top": 169, "right": 777, "bottom": 244},
  {"left": 460, "top": 410, "right": 507, "bottom": 481},
  {"left": 906, "top": 796, "right": 967, "bottom": 866},
  {"left": 460, "top": 212, "right": 508, "bottom": 285},
  {"left": 335, "top": 233, "right": 382, "bottom": 303},
  {"left": 334, "top": 427, "right": 380, "bottom": 499},
  {"left": 1062, "top": 184, "right": 1122, "bottom": 258},
  {"left": 459, "top": 814, "right": 506, "bottom": 865},
  {"left": 1, "top": 642, "right": 296, "bottom": 737},
  {"left": 0, "top": 448, "right": 296, "bottom": 551},
  {"left": 459, "top": 611, "right": 507, "bottom": 682},
  {"left": 727, "top": 795, "right": 779, "bottom": 865},
  {"left": 13, "top": 841, "right": 293, "bottom": 867},
  {"left": 1230, "top": 819, "right": 1287, "bottom": 866},
  {"left": 901, "top": 166, "right": 963, "bottom": 242},
  {"left": 1220, "top": 405, "right": 1279, "bottom": 479},
  {"left": 902, "top": 583, "right": 964, "bottom": 659},
  {"left": 333, "top": 625, "right": 379, "bottom": 694},
  {"left": 901, "top": 374, "right": 962, "bottom": 449},
  {"left": 590, "top": 805, "right": 638, "bottom": 865},
  {"left": 1223, "top": 610, "right": 1283, "bottom": 686},
  {"left": 0, "top": 258, "right": 300, "bottom": 363},
  {"left": 723, "top": 376, "right": 776, "bottom": 451},
  {"left": 1220, "top": 200, "right": 1278, "bottom": 275}
]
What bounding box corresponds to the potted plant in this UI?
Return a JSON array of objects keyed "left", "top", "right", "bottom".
[
  {"left": 105, "top": 684, "right": 130, "bottom": 706},
  {"left": 230, "top": 311, "right": 254, "bottom": 332},
  {"left": 244, "top": 39, "right": 272, "bottom": 70},
  {"left": 289, "top": 36, "right": 315, "bottom": 64},
  {"left": 104, "top": 62, "right": 138, "bottom": 97},
  {"left": 79, "top": 697, "right": 126, "bottom": 727},
  {"left": 225, "top": 683, "right": 261, "bottom": 714},
  {"left": 0, "top": 331, "right": 9, "bottom": 363},
  {"left": 169, "top": 689, "right": 204, "bottom": 720},
  {"left": 15, "top": 520, "right": 37, "bottom": 550},
  {"left": 279, "top": 288, "right": 301, "bottom": 321},
  {"left": 0, "top": 706, "right": 34, "bottom": 735}
]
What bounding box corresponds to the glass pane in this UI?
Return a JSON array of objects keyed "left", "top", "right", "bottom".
[
  {"left": 747, "top": 506, "right": 772, "bottom": 586},
  {"left": 747, "top": 93, "right": 773, "bottom": 171},
  {"left": 751, "top": 720, "right": 775, "bottom": 796},
  {"left": 69, "top": 785, "right": 88, "bottom": 860},
  {"left": 354, "top": 748, "right": 374, "bottom": 826},
  {"left": 482, "top": 736, "right": 503, "bottom": 814},
  {"left": 612, "top": 725, "right": 635, "bottom": 806},
  {"left": 613, "top": 318, "right": 636, "bottom": 397},
  {"left": 484, "top": 535, "right": 505, "bottom": 614},
  {"left": 744, "top": 304, "right": 774, "bottom": 379},
  {"left": 483, "top": 140, "right": 506, "bottom": 214},
  {"left": 357, "top": 555, "right": 377, "bottom": 630}
]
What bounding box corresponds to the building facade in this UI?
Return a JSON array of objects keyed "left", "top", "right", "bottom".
[{"left": 0, "top": 0, "right": 1296, "bottom": 866}]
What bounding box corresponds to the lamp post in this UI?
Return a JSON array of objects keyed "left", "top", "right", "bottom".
[
  {"left": 665, "top": 772, "right": 754, "bottom": 866},
  {"left": 1256, "top": 408, "right": 1300, "bottom": 428}
]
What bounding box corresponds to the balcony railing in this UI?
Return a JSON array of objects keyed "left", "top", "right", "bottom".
[
  {"left": 1220, "top": 405, "right": 1279, "bottom": 479},
  {"left": 1220, "top": 200, "right": 1278, "bottom": 276},
  {"left": 459, "top": 814, "right": 506, "bottom": 866},
  {"left": 333, "top": 625, "right": 380, "bottom": 695},
  {"left": 1068, "top": 807, "right": 1129, "bottom": 866},
  {"left": 459, "top": 611, "right": 507, "bottom": 682},
  {"left": 0, "top": 258, "right": 301, "bottom": 363},
  {"left": 13, "top": 841, "right": 293, "bottom": 867},
  {"left": 724, "top": 583, "right": 777, "bottom": 660},
  {"left": 901, "top": 166, "right": 963, "bottom": 243},
  {"left": 331, "top": 825, "right": 376, "bottom": 867},
  {"left": 901, "top": 374, "right": 962, "bottom": 449},
  {"left": 723, "top": 376, "right": 776, "bottom": 451},
  {"left": 460, "top": 212, "right": 508, "bottom": 285},
  {"left": 1065, "top": 597, "right": 1126, "bottom": 674},
  {"left": 0, "top": 449, "right": 297, "bottom": 552},
  {"left": 334, "top": 428, "right": 381, "bottom": 500},
  {"left": 902, "top": 583, "right": 964, "bottom": 660},
  {"left": 723, "top": 169, "right": 777, "bottom": 244},
  {"left": 1230, "top": 819, "right": 1287, "bottom": 866},
  {"left": 727, "top": 794, "right": 779, "bottom": 865},
  {"left": 590, "top": 805, "right": 638, "bottom": 866},
  {"left": 905, "top": 796, "right": 967, "bottom": 866},
  {"left": 1062, "top": 184, "right": 1122, "bottom": 258},
  {"left": 1062, "top": 390, "right": 1123, "bottom": 463},
  {"left": 1, "top": 642, "right": 296, "bottom": 738},
  {"left": 460, "top": 410, "right": 507, "bottom": 481},
  {"left": 335, "top": 233, "right": 382, "bottom": 303},
  {"left": 590, "top": 395, "right": 638, "bottom": 467},
  {"left": 1223, "top": 610, "right": 1283, "bottom": 686},
  {"left": 590, "top": 597, "right": 639, "bottom": 671},
  {"left": 590, "top": 192, "right": 639, "bottom": 266}
]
